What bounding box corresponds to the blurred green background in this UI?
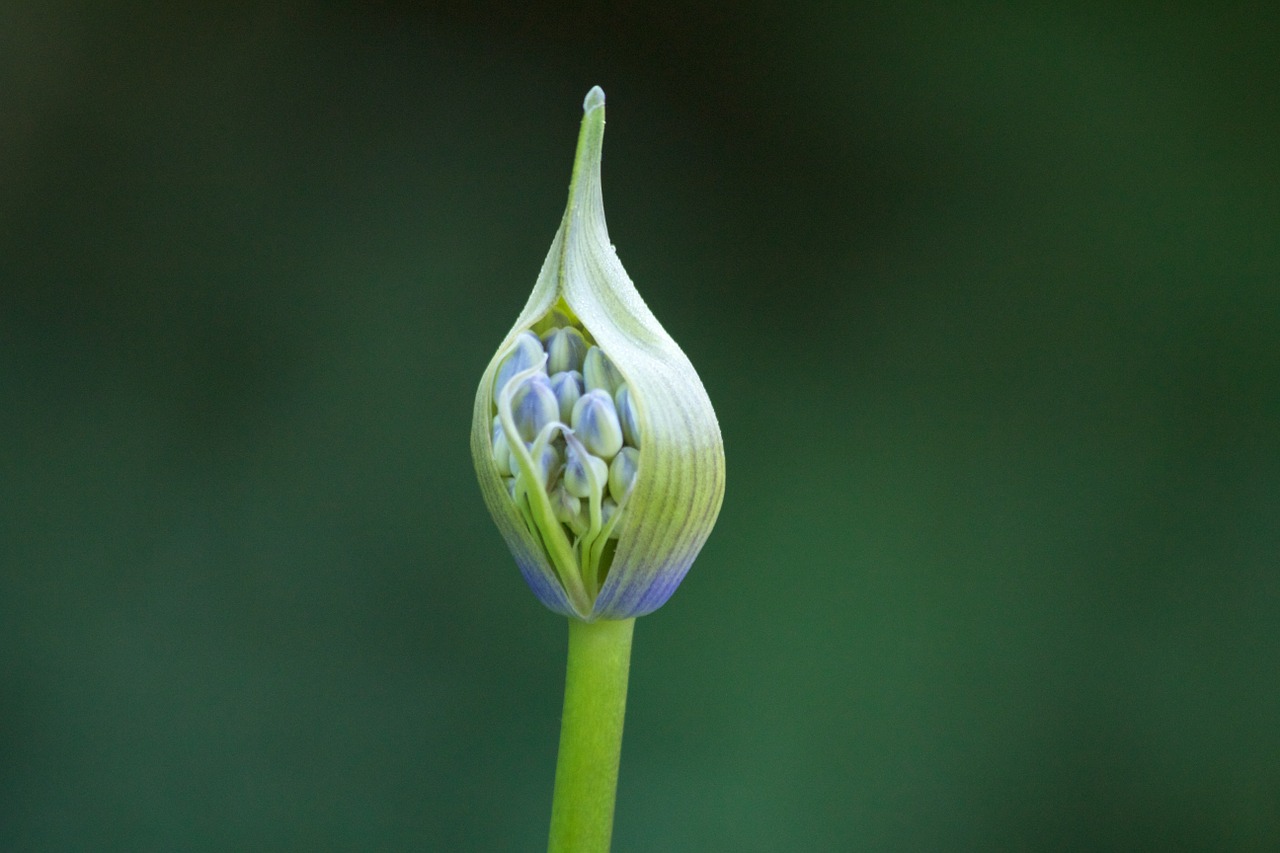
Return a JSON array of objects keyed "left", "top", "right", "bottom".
[{"left": 3, "top": 2, "right": 1278, "bottom": 849}]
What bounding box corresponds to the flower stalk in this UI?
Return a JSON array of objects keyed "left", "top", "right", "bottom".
[{"left": 547, "top": 617, "right": 635, "bottom": 853}]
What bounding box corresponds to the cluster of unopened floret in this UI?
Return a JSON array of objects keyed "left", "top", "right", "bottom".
[{"left": 491, "top": 319, "right": 641, "bottom": 567}]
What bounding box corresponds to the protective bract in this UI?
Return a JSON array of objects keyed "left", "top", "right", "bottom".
[{"left": 471, "top": 87, "right": 725, "bottom": 621}]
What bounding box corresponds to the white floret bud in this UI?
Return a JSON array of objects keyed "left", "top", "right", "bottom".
[
  {"left": 491, "top": 415, "right": 513, "bottom": 476},
  {"left": 583, "top": 346, "right": 624, "bottom": 396}
]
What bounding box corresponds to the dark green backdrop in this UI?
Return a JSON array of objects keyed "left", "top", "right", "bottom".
[{"left": 3, "top": 2, "right": 1277, "bottom": 849}]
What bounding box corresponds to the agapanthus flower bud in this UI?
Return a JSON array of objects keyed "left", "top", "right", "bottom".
[
  {"left": 571, "top": 389, "right": 624, "bottom": 460},
  {"left": 509, "top": 374, "right": 559, "bottom": 443},
  {"left": 583, "top": 346, "right": 624, "bottom": 396},
  {"left": 543, "top": 326, "right": 589, "bottom": 375},
  {"left": 494, "top": 331, "right": 546, "bottom": 406},
  {"left": 533, "top": 442, "right": 561, "bottom": 489},
  {"left": 614, "top": 383, "right": 641, "bottom": 447},
  {"left": 551, "top": 482, "right": 583, "bottom": 530},
  {"left": 608, "top": 446, "right": 639, "bottom": 503},
  {"left": 563, "top": 439, "right": 609, "bottom": 500},
  {"left": 491, "top": 415, "right": 514, "bottom": 477},
  {"left": 549, "top": 370, "right": 584, "bottom": 423},
  {"left": 471, "top": 86, "right": 725, "bottom": 619}
]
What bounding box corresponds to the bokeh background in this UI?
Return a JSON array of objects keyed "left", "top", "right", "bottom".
[{"left": 3, "top": 2, "right": 1278, "bottom": 849}]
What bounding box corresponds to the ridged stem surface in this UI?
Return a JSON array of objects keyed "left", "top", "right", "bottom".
[{"left": 547, "top": 617, "right": 635, "bottom": 852}]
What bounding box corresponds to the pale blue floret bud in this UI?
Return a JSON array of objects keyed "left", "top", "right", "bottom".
[
  {"left": 608, "top": 446, "right": 639, "bottom": 503},
  {"left": 583, "top": 345, "right": 624, "bottom": 396},
  {"left": 494, "top": 330, "right": 547, "bottom": 406},
  {"left": 510, "top": 375, "right": 559, "bottom": 443},
  {"left": 549, "top": 370, "right": 584, "bottom": 424},
  {"left": 543, "top": 326, "right": 589, "bottom": 375},
  {"left": 533, "top": 442, "right": 561, "bottom": 489},
  {"left": 614, "top": 384, "right": 641, "bottom": 447},
  {"left": 563, "top": 441, "right": 609, "bottom": 499},
  {"left": 571, "top": 389, "right": 624, "bottom": 459}
]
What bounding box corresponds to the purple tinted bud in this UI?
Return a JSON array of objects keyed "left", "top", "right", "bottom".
[
  {"left": 614, "top": 384, "right": 641, "bottom": 447},
  {"left": 494, "top": 331, "right": 546, "bottom": 405},
  {"left": 510, "top": 375, "right": 558, "bottom": 443},
  {"left": 549, "top": 370, "right": 584, "bottom": 424},
  {"left": 571, "top": 389, "right": 624, "bottom": 459}
]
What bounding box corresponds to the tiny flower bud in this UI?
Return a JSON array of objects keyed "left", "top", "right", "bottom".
[
  {"left": 583, "top": 346, "right": 624, "bottom": 396},
  {"left": 551, "top": 481, "right": 583, "bottom": 529},
  {"left": 543, "top": 326, "right": 589, "bottom": 375},
  {"left": 563, "top": 442, "right": 609, "bottom": 500},
  {"left": 571, "top": 389, "right": 624, "bottom": 460},
  {"left": 614, "top": 384, "right": 641, "bottom": 447},
  {"left": 549, "top": 370, "right": 584, "bottom": 424},
  {"left": 494, "top": 330, "right": 546, "bottom": 405},
  {"left": 492, "top": 416, "right": 514, "bottom": 477},
  {"left": 532, "top": 442, "right": 561, "bottom": 490},
  {"left": 510, "top": 375, "right": 559, "bottom": 443},
  {"left": 608, "top": 446, "right": 639, "bottom": 503}
]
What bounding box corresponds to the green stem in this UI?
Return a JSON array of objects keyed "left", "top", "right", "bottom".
[{"left": 547, "top": 617, "right": 635, "bottom": 853}]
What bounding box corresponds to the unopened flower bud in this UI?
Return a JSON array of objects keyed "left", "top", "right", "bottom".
[
  {"left": 608, "top": 446, "right": 639, "bottom": 503},
  {"left": 549, "top": 370, "right": 584, "bottom": 424},
  {"left": 533, "top": 442, "right": 561, "bottom": 490},
  {"left": 551, "top": 482, "right": 583, "bottom": 529},
  {"left": 571, "top": 389, "right": 624, "bottom": 460},
  {"left": 494, "top": 331, "right": 546, "bottom": 406},
  {"left": 583, "top": 346, "right": 624, "bottom": 396},
  {"left": 543, "top": 326, "right": 589, "bottom": 375},
  {"left": 510, "top": 375, "right": 558, "bottom": 443},
  {"left": 614, "top": 384, "right": 641, "bottom": 447},
  {"left": 492, "top": 415, "right": 513, "bottom": 476},
  {"left": 472, "top": 87, "right": 725, "bottom": 619},
  {"left": 563, "top": 442, "right": 608, "bottom": 500}
]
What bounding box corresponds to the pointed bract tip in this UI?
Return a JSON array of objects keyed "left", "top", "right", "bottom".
[{"left": 583, "top": 86, "right": 606, "bottom": 113}]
